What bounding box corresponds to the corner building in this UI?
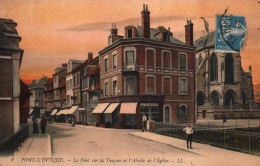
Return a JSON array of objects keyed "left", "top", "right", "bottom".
[{"left": 97, "top": 5, "right": 195, "bottom": 129}]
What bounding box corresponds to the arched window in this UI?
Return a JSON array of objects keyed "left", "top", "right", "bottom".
[
  {"left": 210, "top": 53, "right": 218, "bottom": 82},
  {"left": 224, "top": 90, "right": 235, "bottom": 107},
  {"left": 225, "top": 53, "right": 234, "bottom": 84},
  {"left": 211, "top": 92, "right": 219, "bottom": 106},
  {"left": 164, "top": 106, "right": 170, "bottom": 123},
  {"left": 197, "top": 92, "right": 205, "bottom": 106}
]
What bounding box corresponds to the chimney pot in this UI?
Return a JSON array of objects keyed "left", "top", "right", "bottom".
[
  {"left": 146, "top": 5, "right": 148, "bottom": 11},
  {"left": 143, "top": 4, "right": 145, "bottom": 11},
  {"left": 110, "top": 23, "right": 118, "bottom": 35}
]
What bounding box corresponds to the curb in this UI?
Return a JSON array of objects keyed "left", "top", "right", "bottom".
[
  {"left": 47, "top": 134, "right": 52, "bottom": 156},
  {"left": 128, "top": 132, "right": 205, "bottom": 157},
  {"left": 52, "top": 122, "right": 138, "bottom": 132}
]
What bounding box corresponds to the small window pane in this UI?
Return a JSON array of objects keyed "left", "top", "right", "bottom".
[
  {"left": 126, "top": 51, "right": 134, "bottom": 65},
  {"left": 113, "top": 54, "right": 117, "bottom": 69},
  {"left": 105, "top": 59, "right": 108, "bottom": 72},
  {"left": 180, "top": 54, "right": 186, "bottom": 70}
]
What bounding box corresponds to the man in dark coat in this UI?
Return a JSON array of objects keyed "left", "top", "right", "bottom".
[{"left": 40, "top": 116, "right": 47, "bottom": 134}]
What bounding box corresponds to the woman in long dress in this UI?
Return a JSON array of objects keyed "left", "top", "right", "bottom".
[{"left": 33, "top": 119, "right": 39, "bottom": 134}]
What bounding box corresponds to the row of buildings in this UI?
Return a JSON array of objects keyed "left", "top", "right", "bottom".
[{"left": 29, "top": 4, "right": 256, "bottom": 129}]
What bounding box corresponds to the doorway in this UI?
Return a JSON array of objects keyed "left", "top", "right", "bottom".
[{"left": 202, "top": 110, "right": 207, "bottom": 119}]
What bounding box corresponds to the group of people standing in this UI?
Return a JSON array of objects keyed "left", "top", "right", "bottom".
[{"left": 32, "top": 116, "right": 47, "bottom": 134}]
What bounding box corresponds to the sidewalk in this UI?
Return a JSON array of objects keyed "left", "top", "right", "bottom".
[
  {"left": 14, "top": 119, "right": 52, "bottom": 157},
  {"left": 14, "top": 134, "right": 52, "bottom": 157},
  {"left": 129, "top": 131, "right": 260, "bottom": 166}
]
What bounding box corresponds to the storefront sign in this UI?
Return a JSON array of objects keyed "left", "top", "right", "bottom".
[{"left": 140, "top": 103, "right": 159, "bottom": 107}]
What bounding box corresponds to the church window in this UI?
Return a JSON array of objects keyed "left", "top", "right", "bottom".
[
  {"left": 225, "top": 53, "right": 234, "bottom": 84},
  {"left": 210, "top": 53, "right": 218, "bottom": 82}
]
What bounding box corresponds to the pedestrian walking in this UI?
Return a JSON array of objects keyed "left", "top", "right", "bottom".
[
  {"left": 183, "top": 124, "right": 193, "bottom": 149},
  {"left": 142, "top": 113, "right": 147, "bottom": 132},
  {"left": 71, "top": 116, "right": 76, "bottom": 127},
  {"left": 32, "top": 119, "right": 39, "bottom": 134},
  {"left": 40, "top": 116, "right": 47, "bottom": 134}
]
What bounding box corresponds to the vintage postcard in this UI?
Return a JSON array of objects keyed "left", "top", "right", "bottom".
[{"left": 0, "top": 0, "right": 260, "bottom": 166}]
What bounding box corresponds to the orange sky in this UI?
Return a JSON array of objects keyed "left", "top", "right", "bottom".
[{"left": 1, "top": 0, "right": 260, "bottom": 85}]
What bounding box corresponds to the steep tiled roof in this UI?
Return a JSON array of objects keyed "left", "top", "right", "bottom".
[
  {"left": 136, "top": 26, "right": 188, "bottom": 46},
  {"left": 72, "top": 56, "right": 99, "bottom": 73},
  {"left": 29, "top": 76, "right": 48, "bottom": 89},
  {"left": 44, "top": 78, "right": 53, "bottom": 85},
  {"left": 88, "top": 65, "right": 100, "bottom": 76},
  {"left": 194, "top": 31, "right": 215, "bottom": 52}
]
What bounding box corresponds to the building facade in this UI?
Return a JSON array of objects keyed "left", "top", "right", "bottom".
[
  {"left": 194, "top": 31, "right": 255, "bottom": 119},
  {"left": 97, "top": 5, "right": 195, "bottom": 129},
  {"left": 80, "top": 56, "right": 100, "bottom": 125},
  {"left": 29, "top": 76, "right": 47, "bottom": 117},
  {"left": 53, "top": 64, "right": 67, "bottom": 112},
  {"left": 67, "top": 53, "right": 99, "bottom": 124},
  {"left": 0, "top": 18, "right": 24, "bottom": 142},
  {"left": 65, "top": 59, "right": 83, "bottom": 107},
  {"left": 44, "top": 77, "right": 54, "bottom": 117}
]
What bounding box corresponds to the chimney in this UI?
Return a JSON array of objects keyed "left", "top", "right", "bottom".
[
  {"left": 185, "top": 20, "right": 194, "bottom": 46},
  {"left": 110, "top": 23, "right": 118, "bottom": 35},
  {"left": 141, "top": 4, "right": 150, "bottom": 39},
  {"left": 249, "top": 66, "right": 252, "bottom": 76},
  {"left": 88, "top": 52, "right": 93, "bottom": 61}
]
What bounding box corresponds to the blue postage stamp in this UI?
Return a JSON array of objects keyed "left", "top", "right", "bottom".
[{"left": 215, "top": 15, "right": 247, "bottom": 52}]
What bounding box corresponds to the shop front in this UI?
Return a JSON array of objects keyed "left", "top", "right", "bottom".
[{"left": 96, "top": 95, "right": 163, "bottom": 129}]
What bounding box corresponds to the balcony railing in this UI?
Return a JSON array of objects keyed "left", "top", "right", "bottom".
[{"left": 122, "top": 63, "right": 139, "bottom": 72}]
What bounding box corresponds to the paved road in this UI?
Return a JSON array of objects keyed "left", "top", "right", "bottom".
[
  {"left": 49, "top": 123, "right": 198, "bottom": 159},
  {"left": 6, "top": 121, "right": 260, "bottom": 166}
]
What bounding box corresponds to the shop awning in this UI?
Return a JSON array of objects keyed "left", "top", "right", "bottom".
[
  {"left": 66, "top": 106, "right": 79, "bottom": 114},
  {"left": 29, "top": 109, "right": 34, "bottom": 114},
  {"left": 50, "top": 109, "right": 58, "bottom": 115},
  {"left": 56, "top": 110, "right": 66, "bottom": 115},
  {"left": 92, "top": 103, "right": 110, "bottom": 114},
  {"left": 104, "top": 103, "right": 119, "bottom": 114},
  {"left": 78, "top": 108, "right": 85, "bottom": 111},
  {"left": 120, "top": 103, "right": 137, "bottom": 114}
]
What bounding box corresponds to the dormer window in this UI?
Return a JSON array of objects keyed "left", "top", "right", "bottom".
[
  {"left": 125, "top": 26, "right": 136, "bottom": 39},
  {"left": 163, "top": 32, "right": 168, "bottom": 42},
  {"left": 127, "top": 29, "right": 132, "bottom": 38}
]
